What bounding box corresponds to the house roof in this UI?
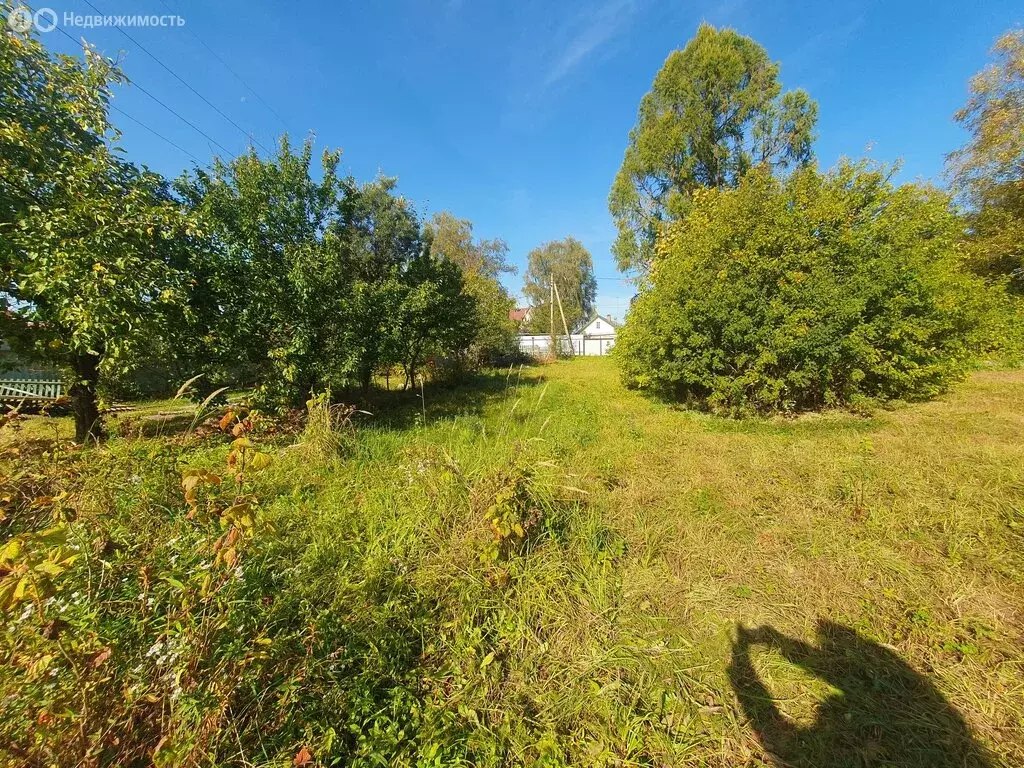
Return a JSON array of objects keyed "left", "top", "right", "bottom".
[
  {"left": 509, "top": 307, "right": 531, "bottom": 322},
  {"left": 576, "top": 312, "right": 620, "bottom": 333}
]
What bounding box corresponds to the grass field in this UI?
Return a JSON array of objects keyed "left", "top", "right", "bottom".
[{"left": 2, "top": 357, "right": 1022, "bottom": 766}]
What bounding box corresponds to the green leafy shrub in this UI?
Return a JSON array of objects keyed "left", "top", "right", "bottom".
[
  {"left": 470, "top": 453, "right": 553, "bottom": 564},
  {"left": 615, "top": 162, "right": 987, "bottom": 414},
  {"left": 977, "top": 286, "right": 1024, "bottom": 365}
]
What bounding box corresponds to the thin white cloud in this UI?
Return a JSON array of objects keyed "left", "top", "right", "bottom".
[
  {"left": 783, "top": 14, "right": 864, "bottom": 84},
  {"left": 543, "top": 0, "right": 641, "bottom": 87},
  {"left": 705, "top": 0, "right": 748, "bottom": 25}
]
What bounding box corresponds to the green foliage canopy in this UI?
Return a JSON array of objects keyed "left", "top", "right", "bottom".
[
  {"left": 615, "top": 163, "right": 985, "bottom": 414},
  {"left": 522, "top": 237, "right": 597, "bottom": 334},
  {"left": 609, "top": 23, "right": 817, "bottom": 272},
  {"left": 178, "top": 140, "right": 477, "bottom": 404},
  {"left": 947, "top": 29, "right": 1024, "bottom": 293},
  {"left": 394, "top": 246, "right": 476, "bottom": 386},
  {"left": 425, "top": 212, "right": 518, "bottom": 365},
  {"left": 175, "top": 137, "right": 348, "bottom": 398},
  {"left": 0, "top": 19, "right": 197, "bottom": 441}
]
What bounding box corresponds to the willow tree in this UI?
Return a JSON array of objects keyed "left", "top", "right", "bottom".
[
  {"left": 522, "top": 237, "right": 597, "bottom": 334},
  {"left": 609, "top": 23, "right": 817, "bottom": 272}
]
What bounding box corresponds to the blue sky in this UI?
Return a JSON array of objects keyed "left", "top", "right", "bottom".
[{"left": 40, "top": 0, "right": 1021, "bottom": 320}]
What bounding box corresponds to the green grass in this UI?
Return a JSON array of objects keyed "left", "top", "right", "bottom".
[{"left": 2, "top": 358, "right": 1022, "bottom": 766}]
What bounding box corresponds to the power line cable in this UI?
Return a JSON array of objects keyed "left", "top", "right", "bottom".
[
  {"left": 126, "top": 79, "right": 235, "bottom": 159},
  {"left": 54, "top": 24, "right": 235, "bottom": 158},
  {"left": 110, "top": 105, "right": 202, "bottom": 163},
  {"left": 154, "top": 0, "right": 290, "bottom": 132},
  {"left": 79, "top": 0, "right": 271, "bottom": 155}
]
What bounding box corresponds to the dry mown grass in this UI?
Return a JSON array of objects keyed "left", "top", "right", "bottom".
[{"left": 531, "top": 359, "right": 1024, "bottom": 765}]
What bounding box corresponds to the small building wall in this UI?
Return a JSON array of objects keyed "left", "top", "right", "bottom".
[
  {"left": 579, "top": 317, "right": 615, "bottom": 336},
  {"left": 582, "top": 335, "right": 616, "bottom": 356}
]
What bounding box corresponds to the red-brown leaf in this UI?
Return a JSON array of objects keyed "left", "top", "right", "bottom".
[{"left": 90, "top": 647, "right": 112, "bottom": 668}]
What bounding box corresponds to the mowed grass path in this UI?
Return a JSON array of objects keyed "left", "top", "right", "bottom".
[{"left": 465, "top": 357, "right": 1024, "bottom": 765}]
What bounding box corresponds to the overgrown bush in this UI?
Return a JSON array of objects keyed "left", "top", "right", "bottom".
[
  {"left": 976, "top": 285, "right": 1024, "bottom": 366},
  {"left": 615, "top": 162, "right": 987, "bottom": 414},
  {"left": 0, "top": 416, "right": 470, "bottom": 766},
  {"left": 0, "top": 383, "right": 601, "bottom": 767}
]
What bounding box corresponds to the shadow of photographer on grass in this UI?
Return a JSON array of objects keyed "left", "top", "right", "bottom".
[{"left": 728, "top": 620, "right": 992, "bottom": 767}]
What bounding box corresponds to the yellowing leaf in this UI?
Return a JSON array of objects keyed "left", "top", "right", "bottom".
[
  {"left": 0, "top": 539, "right": 23, "bottom": 565},
  {"left": 248, "top": 451, "right": 272, "bottom": 471},
  {"left": 13, "top": 575, "right": 29, "bottom": 602}
]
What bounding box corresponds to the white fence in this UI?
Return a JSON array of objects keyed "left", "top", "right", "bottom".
[
  {"left": 0, "top": 376, "right": 63, "bottom": 401},
  {"left": 517, "top": 335, "right": 616, "bottom": 357}
]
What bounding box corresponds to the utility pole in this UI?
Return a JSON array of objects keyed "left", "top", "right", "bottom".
[
  {"left": 550, "top": 277, "right": 555, "bottom": 357},
  {"left": 552, "top": 280, "right": 574, "bottom": 357}
]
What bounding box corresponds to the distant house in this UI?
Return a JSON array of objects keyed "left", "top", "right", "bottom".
[
  {"left": 508, "top": 306, "right": 533, "bottom": 330},
  {"left": 516, "top": 310, "right": 620, "bottom": 357},
  {"left": 575, "top": 313, "right": 620, "bottom": 356}
]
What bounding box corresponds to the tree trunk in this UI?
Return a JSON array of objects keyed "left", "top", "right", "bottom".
[
  {"left": 404, "top": 342, "right": 422, "bottom": 391},
  {"left": 404, "top": 356, "right": 419, "bottom": 391},
  {"left": 360, "top": 365, "right": 373, "bottom": 397},
  {"left": 70, "top": 353, "right": 103, "bottom": 444}
]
